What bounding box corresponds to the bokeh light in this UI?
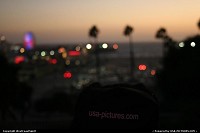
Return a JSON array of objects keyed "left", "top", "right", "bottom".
[
  {"left": 20, "top": 48, "right": 25, "bottom": 53},
  {"left": 138, "top": 64, "right": 147, "bottom": 71},
  {"left": 179, "top": 42, "right": 185, "bottom": 48},
  {"left": 76, "top": 46, "right": 81, "bottom": 51},
  {"left": 50, "top": 50, "right": 55, "bottom": 55},
  {"left": 41, "top": 51, "right": 46, "bottom": 57},
  {"left": 151, "top": 70, "right": 156, "bottom": 76},
  {"left": 191, "top": 42, "right": 196, "bottom": 47},
  {"left": 102, "top": 43, "right": 108, "bottom": 49},
  {"left": 64, "top": 71, "right": 72, "bottom": 79},
  {"left": 86, "top": 44, "right": 92, "bottom": 50},
  {"left": 113, "top": 43, "right": 119, "bottom": 50}
]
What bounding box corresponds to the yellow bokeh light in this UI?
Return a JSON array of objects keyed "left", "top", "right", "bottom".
[
  {"left": 20, "top": 48, "right": 25, "bottom": 53},
  {"left": 62, "top": 52, "right": 67, "bottom": 58}
]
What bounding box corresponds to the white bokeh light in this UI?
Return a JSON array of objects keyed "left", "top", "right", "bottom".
[
  {"left": 179, "top": 42, "right": 185, "bottom": 48},
  {"left": 86, "top": 44, "right": 92, "bottom": 49},
  {"left": 50, "top": 50, "right": 55, "bottom": 55},
  {"left": 102, "top": 43, "right": 108, "bottom": 49},
  {"left": 191, "top": 42, "right": 196, "bottom": 47},
  {"left": 41, "top": 51, "right": 46, "bottom": 57}
]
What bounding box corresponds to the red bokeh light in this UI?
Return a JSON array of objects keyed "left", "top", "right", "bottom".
[
  {"left": 15, "top": 56, "right": 25, "bottom": 64},
  {"left": 49, "top": 59, "right": 57, "bottom": 64},
  {"left": 151, "top": 70, "right": 156, "bottom": 76},
  {"left": 138, "top": 64, "right": 147, "bottom": 71},
  {"left": 113, "top": 43, "right": 119, "bottom": 50},
  {"left": 64, "top": 71, "right": 72, "bottom": 79},
  {"left": 68, "top": 51, "right": 80, "bottom": 56}
]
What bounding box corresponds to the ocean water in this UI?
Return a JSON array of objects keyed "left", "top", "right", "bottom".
[{"left": 115, "top": 42, "right": 163, "bottom": 58}]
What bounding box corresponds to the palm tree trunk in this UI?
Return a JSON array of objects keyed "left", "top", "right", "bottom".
[{"left": 129, "top": 35, "right": 134, "bottom": 79}]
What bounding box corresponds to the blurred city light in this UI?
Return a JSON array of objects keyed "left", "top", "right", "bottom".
[
  {"left": 12, "top": 46, "right": 20, "bottom": 51},
  {"left": 75, "top": 46, "right": 81, "bottom": 51},
  {"left": 138, "top": 64, "right": 147, "bottom": 71},
  {"left": 64, "top": 71, "right": 72, "bottom": 79},
  {"left": 0, "top": 35, "right": 6, "bottom": 42},
  {"left": 20, "top": 48, "right": 25, "bottom": 53},
  {"left": 69, "top": 51, "right": 80, "bottom": 56},
  {"left": 15, "top": 56, "right": 25, "bottom": 64},
  {"left": 50, "top": 50, "right": 55, "bottom": 56},
  {"left": 179, "top": 42, "right": 185, "bottom": 48},
  {"left": 49, "top": 58, "right": 57, "bottom": 64},
  {"left": 41, "top": 51, "right": 46, "bottom": 57},
  {"left": 62, "top": 52, "right": 67, "bottom": 58},
  {"left": 191, "top": 42, "right": 196, "bottom": 47},
  {"left": 58, "top": 47, "right": 65, "bottom": 53},
  {"left": 151, "top": 70, "right": 156, "bottom": 76},
  {"left": 82, "top": 48, "right": 88, "bottom": 55},
  {"left": 86, "top": 44, "right": 92, "bottom": 49},
  {"left": 65, "top": 60, "right": 70, "bottom": 65},
  {"left": 113, "top": 43, "right": 119, "bottom": 50},
  {"left": 102, "top": 43, "right": 108, "bottom": 49},
  {"left": 45, "top": 56, "right": 50, "bottom": 61},
  {"left": 24, "top": 32, "right": 35, "bottom": 50}
]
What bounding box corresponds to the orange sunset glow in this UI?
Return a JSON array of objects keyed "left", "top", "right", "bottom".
[{"left": 0, "top": 0, "right": 199, "bottom": 44}]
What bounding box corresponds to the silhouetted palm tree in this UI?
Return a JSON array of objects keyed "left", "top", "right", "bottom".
[
  {"left": 156, "top": 27, "right": 177, "bottom": 59},
  {"left": 156, "top": 28, "right": 167, "bottom": 39},
  {"left": 124, "top": 25, "right": 134, "bottom": 79},
  {"left": 89, "top": 26, "right": 99, "bottom": 39},
  {"left": 156, "top": 27, "right": 172, "bottom": 57},
  {"left": 89, "top": 25, "right": 100, "bottom": 80}
]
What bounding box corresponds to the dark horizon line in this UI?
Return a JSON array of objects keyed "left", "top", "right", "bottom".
[{"left": 22, "top": 41, "right": 162, "bottom": 46}]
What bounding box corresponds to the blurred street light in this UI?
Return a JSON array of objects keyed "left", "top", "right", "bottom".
[
  {"left": 64, "top": 71, "right": 72, "bottom": 79},
  {"left": 191, "top": 42, "right": 196, "bottom": 47},
  {"left": 20, "top": 48, "right": 25, "bottom": 53},
  {"left": 0, "top": 35, "right": 6, "bottom": 42},
  {"left": 86, "top": 43, "right": 92, "bottom": 50},
  {"left": 41, "top": 51, "right": 46, "bottom": 57},
  {"left": 179, "top": 42, "right": 185, "bottom": 48},
  {"left": 138, "top": 64, "right": 147, "bottom": 71},
  {"left": 113, "top": 43, "right": 119, "bottom": 50},
  {"left": 50, "top": 50, "right": 55, "bottom": 55},
  {"left": 76, "top": 46, "right": 81, "bottom": 51},
  {"left": 102, "top": 43, "right": 108, "bottom": 49}
]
